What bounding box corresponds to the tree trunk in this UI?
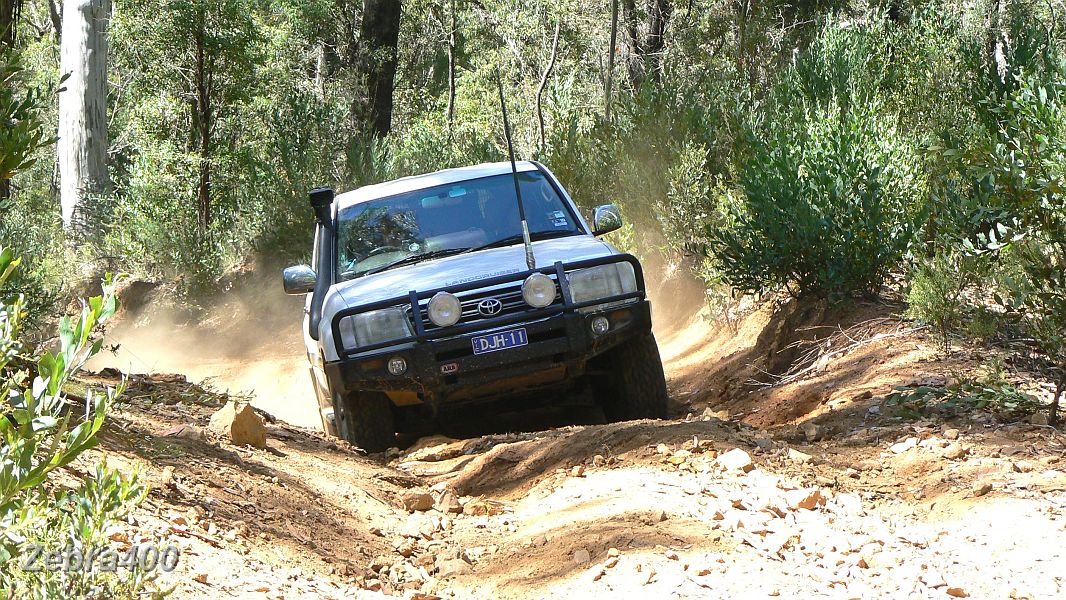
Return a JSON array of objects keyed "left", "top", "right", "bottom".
[
  {"left": 535, "top": 21, "right": 560, "bottom": 152},
  {"left": 57, "top": 0, "right": 111, "bottom": 232},
  {"left": 193, "top": 13, "right": 211, "bottom": 239},
  {"left": 1051, "top": 378, "right": 1064, "bottom": 426},
  {"left": 446, "top": 0, "right": 456, "bottom": 124},
  {"left": 621, "top": 0, "right": 641, "bottom": 90},
  {"left": 987, "top": 0, "right": 1006, "bottom": 83},
  {"left": 315, "top": 41, "right": 327, "bottom": 98},
  {"left": 358, "top": 0, "right": 401, "bottom": 137},
  {"left": 643, "top": 0, "right": 670, "bottom": 85},
  {"left": 605, "top": 0, "right": 618, "bottom": 120},
  {"left": 47, "top": 0, "right": 61, "bottom": 38},
  {"left": 0, "top": 0, "right": 21, "bottom": 46},
  {"left": 619, "top": 0, "right": 671, "bottom": 91}
]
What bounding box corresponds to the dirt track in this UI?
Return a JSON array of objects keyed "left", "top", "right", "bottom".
[{"left": 80, "top": 277, "right": 1066, "bottom": 598}]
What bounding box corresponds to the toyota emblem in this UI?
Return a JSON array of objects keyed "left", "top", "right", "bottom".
[{"left": 477, "top": 298, "right": 503, "bottom": 316}]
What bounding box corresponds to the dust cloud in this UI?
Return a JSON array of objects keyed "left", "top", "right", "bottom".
[{"left": 88, "top": 270, "right": 322, "bottom": 429}]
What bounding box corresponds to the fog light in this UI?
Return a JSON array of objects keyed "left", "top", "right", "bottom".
[
  {"left": 428, "top": 292, "right": 462, "bottom": 327},
  {"left": 522, "top": 272, "right": 557, "bottom": 308},
  {"left": 387, "top": 356, "right": 408, "bottom": 375},
  {"left": 590, "top": 316, "right": 610, "bottom": 336}
]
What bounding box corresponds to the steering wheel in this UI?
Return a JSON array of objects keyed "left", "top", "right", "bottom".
[{"left": 368, "top": 245, "right": 402, "bottom": 257}]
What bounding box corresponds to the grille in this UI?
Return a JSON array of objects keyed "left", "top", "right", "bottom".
[{"left": 409, "top": 281, "right": 564, "bottom": 334}]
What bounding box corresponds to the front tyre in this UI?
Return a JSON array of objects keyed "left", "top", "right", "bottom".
[
  {"left": 596, "top": 332, "right": 669, "bottom": 421},
  {"left": 335, "top": 391, "right": 396, "bottom": 453}
]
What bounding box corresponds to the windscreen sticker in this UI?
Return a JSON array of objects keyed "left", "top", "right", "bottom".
[{"left": 548, "top": 210, "right": 569, "bottom": 228}]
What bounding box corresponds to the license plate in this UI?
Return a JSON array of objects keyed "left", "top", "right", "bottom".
[{"left": 471, "top": 328, "right": 528, "bottom": 355}]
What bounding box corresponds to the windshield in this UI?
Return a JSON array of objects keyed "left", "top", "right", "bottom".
[{"left": 335, "top": 170, "right": 581, "bottom": 281}]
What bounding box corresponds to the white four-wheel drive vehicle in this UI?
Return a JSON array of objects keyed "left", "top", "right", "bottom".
[{"left": 282, "top": 161, "right": 668, "bottom": 452}]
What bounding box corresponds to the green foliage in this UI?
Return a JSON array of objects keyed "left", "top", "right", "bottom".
[
  {"left": 886, "top": 360, "right": 1042, "bottom": 419},
  {"left": 966, "top": 306, "right": 1000, "bottom": 344},
  {"left": 905, "top": 250, "right": 991, "bottom": 349},
  {"left": 938, "top": 31, "right": 1066, "bottom": 418},
  {"left": 707, "top": 20, "right": 924, "bottom": 300},
  {"left": 0, "top": 48, "right": 55, "bottom": 183},
  {"left": 0, "top": 248, "right": 151, "bottom": 598}
]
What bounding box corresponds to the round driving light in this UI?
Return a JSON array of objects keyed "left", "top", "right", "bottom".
[
  {"left": 427, "top": 292, "right": 462, "bottom": 327},
  {"left": 522, "top": 273, "right": 557, "bottom": 308},
  {"left": 590, "top": 316, "right": 610, "bottom": 336},
  {"left": 387, "top": 356, "right": 408, "bottom": 375}
]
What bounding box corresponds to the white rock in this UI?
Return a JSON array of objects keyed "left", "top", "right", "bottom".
[{"left": 717, "top": 448, "right": 754, "bottom": 472}]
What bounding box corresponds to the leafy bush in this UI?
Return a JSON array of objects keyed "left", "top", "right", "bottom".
[
  {"left": 706, "top": 20, "right": 924, "bottom": 301},
  {"left": 941, "top": 43, "right": 1066, "bottom": 421},
  {"left": 709, "top": 98, "right": 922, "bottom": 300},
  {"left": 0, "top": 248, "right": 151, "bottom": 597},
  {"left": 0, "top": 49, "right": 55, "bottom": 184},
  {"left": 905, "top": 250, "right": 991, "bottom": 350}
]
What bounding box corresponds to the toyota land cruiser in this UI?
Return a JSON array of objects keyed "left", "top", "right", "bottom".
[{"left": 282, "top": 160, "right": 668, "bottom": 452}]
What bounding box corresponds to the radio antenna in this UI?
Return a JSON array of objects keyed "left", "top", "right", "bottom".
[{"left": 496, "top": 56, "right": 536, "bottom": 271}]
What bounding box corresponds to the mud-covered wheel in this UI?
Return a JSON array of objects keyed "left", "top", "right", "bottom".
[
  {"left": 596, "top": 332, "right": 669, "bottom": 421},
  {"left": 335, "top": 391, "right": 395, "bottom": 453}
]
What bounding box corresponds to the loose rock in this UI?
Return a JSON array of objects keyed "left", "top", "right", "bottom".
[
  {"left": 802, "top": 423, "right": 825, "bottom": 442},
  {"left": 942, "top": 443, "right": 967, "bottom": 460},
  {"left": 207, "top": 401, "right": 267, "bottom": 448},
  {"left": 717, "top": 448, "right": 754, "bottom": 472},
  {"left": 436, "top": 558, "right": 470, "bottom": 578},
  {"left": 434, "top": 489, "right": 463, "bottom": 514},
  {"left": 889, "top": 437, "right": 918, "bottom": 454},
  {"left": 784, "top": 488, "right": 824, "bottom": 511},
  {"left": 403, "top": 492, "right": 435, "bottom": 512}
]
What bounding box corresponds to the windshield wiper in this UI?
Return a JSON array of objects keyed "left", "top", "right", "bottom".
[
  {"left": 360, "top": 247, "right": 471, "bottom": 276},
  {"left": 460, "top": 230, "right": 575, "bottom": 255}
]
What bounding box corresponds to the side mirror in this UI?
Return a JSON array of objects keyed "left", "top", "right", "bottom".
[
  {"left": 282, "top": 265, "right": 317, "bottom": 295},
  {"left": 592, "top": 204, "right": 623, "bottom": 236}
]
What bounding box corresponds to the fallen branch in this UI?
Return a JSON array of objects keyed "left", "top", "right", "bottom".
[{"left": 749, "top": 319, "right": 927, "bottom": 389}]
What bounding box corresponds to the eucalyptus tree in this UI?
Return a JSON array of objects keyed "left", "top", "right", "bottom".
[{"left": 57, "top": 0, "right": 111, "bottom": 232}]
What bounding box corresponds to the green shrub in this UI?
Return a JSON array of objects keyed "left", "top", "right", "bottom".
[
  {"left": 0, "top": 49, "right": 55, "bottom": 184},
  {"left": 709, "top": 98, "right": 922, "bottom": 299},
  {"left": 706, "top": 20, "right": 924, "bottom": 301},
  {"left": 942, "top": 43, "right": 1066, "bottom": 422},
  {"left": 0, "top": 248, "right": 152, "bottom": 597},
  {"left": 905, "top": 250, "right": 991, "bottom": 350},
  {"left": 966, "top": 306, "right": 1001, "bottom": 344}
]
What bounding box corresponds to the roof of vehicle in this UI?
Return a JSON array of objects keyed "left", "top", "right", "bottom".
[{"left": 335, "top": 161, "right": 540, "bottom": 210}]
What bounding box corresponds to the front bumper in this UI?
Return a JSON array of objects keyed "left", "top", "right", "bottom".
[
  {"left": 322, "top": 254, "right": 652, "bottom": 410},
  {"left": 323, "top": 300, "right": 651, "bottom": 409}
]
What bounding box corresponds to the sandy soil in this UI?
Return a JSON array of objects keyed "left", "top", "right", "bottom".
[{"left": 73, "top": 273, "right": 1066, "bottom": 599}]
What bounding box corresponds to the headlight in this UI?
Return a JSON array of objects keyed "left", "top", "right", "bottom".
[
  {"left": 427, "top": 292, "right": 462, "bottom": 327},
  {"left": 522, "top": 273, "right": 557, "bottom": 308},
  {"left": 339, "top": 307, "right": 413, "bottom": 349},
  {"left": 567, "top": 262, "right": 638, "bottom": 312}
]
